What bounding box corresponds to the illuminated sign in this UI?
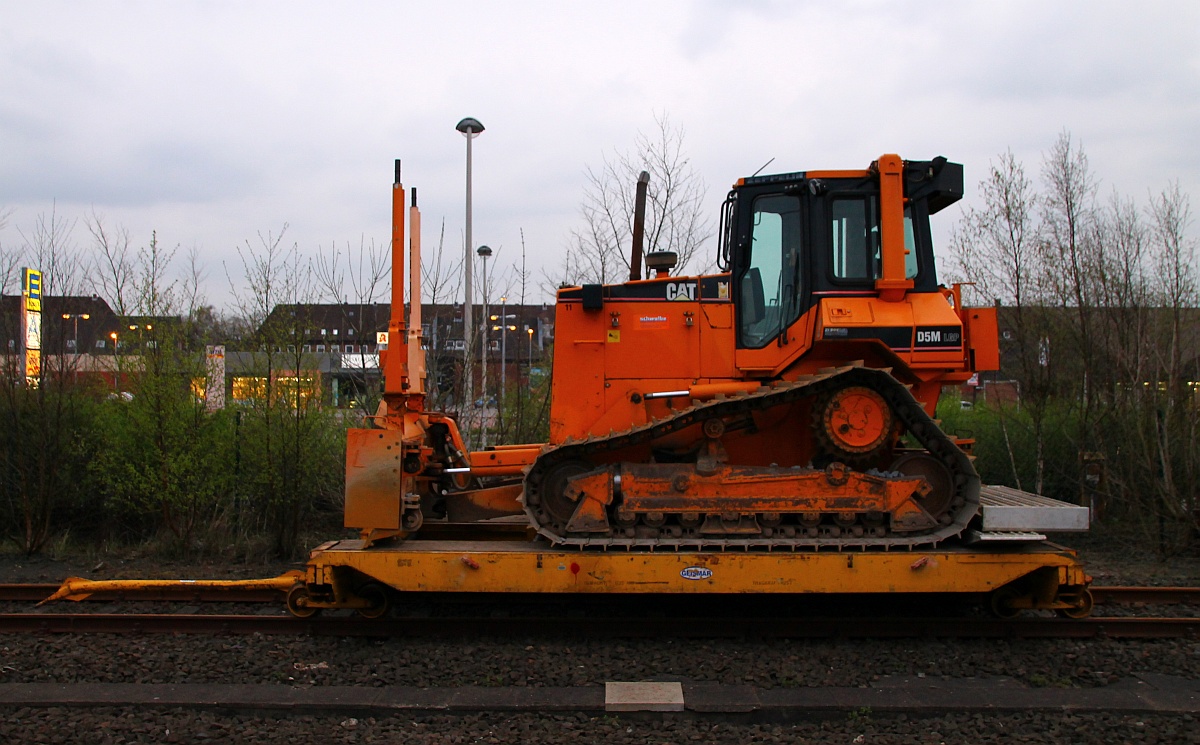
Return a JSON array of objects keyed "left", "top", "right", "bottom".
[
  {"left": 21, "top": 267, "right": 43, "bottom": 386},
  {"left": 22, "top": 268, "right": 42, "bottom": 312},
  {"left": 25, "top": 349, "right": 41, "bottom": 379},
  {"left": 24, "top": 311, "right": 41, "bottom": 350}
]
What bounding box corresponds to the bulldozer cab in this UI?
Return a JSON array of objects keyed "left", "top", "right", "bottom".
[{"left": 720, "top": 156, "right": 964, "bottom": 350}]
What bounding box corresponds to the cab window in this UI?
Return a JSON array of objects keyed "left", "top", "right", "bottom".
[
  {"left": 831, "top": 196, "right": 879, "bottom": 280},
  {"left": 739, "top": 194, "right": 802, "bottom": 348},
  {"left": 829, "top": 196, "right": 918, "bottom": 281}
]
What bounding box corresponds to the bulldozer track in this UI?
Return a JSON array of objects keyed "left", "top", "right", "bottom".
[{"left": 521, "top": 365, "right": 980, "bottom": 550}]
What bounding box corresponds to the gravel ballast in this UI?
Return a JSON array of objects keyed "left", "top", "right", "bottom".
[
  {"left": 3, "top": 634, "right": 1199, "bottom": 690},
  {"left": 2, "top": 708, "right": 1198, "bottom": 745}
]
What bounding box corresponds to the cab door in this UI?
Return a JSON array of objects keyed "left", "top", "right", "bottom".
[{"left": 733, "top": 190, "right": 814, "bottom": 374}]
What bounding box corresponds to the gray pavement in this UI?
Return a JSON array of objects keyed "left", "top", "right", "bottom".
[{"left": 2, "top": 675, "right": 1198, "bottom": 718}]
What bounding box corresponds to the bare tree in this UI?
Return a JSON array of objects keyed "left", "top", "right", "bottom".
[
  {"left": 227, "top": 225, "right": 309, "bottom": 329},
  {"left": 1039, "top": 132, "right": 1102, "bottom": 402},
  {"left": 133, "top": 231, "right": 179, "bottom": 317},
  {"left": 312, "top": 235, "right": 390, "bottom": 415},
  {"left": 19, "top": 204, "right": 83, "bottom": 298},
  {"left": 949, "top": 150, "right": 1055, "bottom": 491},
  {"left": 313, "top": 236, "right": 390, "bottom": 306},
  {"left": 951, "top": 136, "right": 1200, "bottom": 553},
  {"left": 180, "top": 246, "right": 209, "bottom": 324},
  {"left": 1094, "top": 191, "right": 1151, "bottom": 392},
  {"left": 494, "top": 229, "right": 551, "bottom": 445},
  {"left": 0, "top": 207, "right": 17, "bottom": 294},
  {"left": 87, "top": 211, "right": 134, "bottom": 315},
  {"left": 1145, "top": 182, "right": 1198, "bottom": 537},
  {"left": 1, "top": 206, "right": 89, "bottom": 554},
  {"left": 420, "top": 219, "right": 464, "bottom": 412},
  {"left": 556, "top": 114, "right": 711, "bottom": 288},
  {"left": 227, "top": 225, "right": 340, "bottom": 557},
  {"left": 949, "top": 150, "right": 1039, "bottom": 307}
]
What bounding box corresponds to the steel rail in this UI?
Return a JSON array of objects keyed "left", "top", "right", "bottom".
[
  {"left": 1, "top": 612, "right": 1197, "bottom": 639},
  {"left": 6, "top": 583, "right": 1198, "bottom": 606},
  {"left": 1090, "top": 586, "right": 1200, "bottom": 605}
]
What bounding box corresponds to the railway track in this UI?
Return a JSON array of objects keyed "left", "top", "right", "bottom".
[
  {"left": 0, "top": 611, "right": 1197, "bottom": 639},
  {"left": 1088, "top": 586, "right": 1200, "bottom": 605},
  {"left": 6, "top": 583, "right": 1198, "bottom": 605},
  {"left": 2, "top": 583, "right": 1197, "bottom": 638}
]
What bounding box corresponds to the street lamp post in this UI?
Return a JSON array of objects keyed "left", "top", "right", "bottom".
[
  {"left": 61, "top": 313, "right": 90, "bottom": 352},
  {"left": 109, "top": 331, "right": 119, "bottom": 391},
  {"left": 490, "top": 296, "right": 518, "bottom": 395},
  {"left": 62, "top": 312, "right": 90, "bottom": 382},
  {"left": 456, "top": 117, "right": 484, "bottom": 412},
  {"left": 127, "top": 323, "right": 153, "bottom": 353},
  {"left": 476, "top": 244, "right": 492, "bottom": 447},
  {"left": 499, "top": 296, "right": 507, "bottom": 394}
]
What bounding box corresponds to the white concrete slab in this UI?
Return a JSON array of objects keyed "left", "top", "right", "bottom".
[
  {"left": 605, "top": 681, "right": 685, "bottom": 712},
  {"left": 979, "top": 485, "right": 1090, "bottom": 531}
]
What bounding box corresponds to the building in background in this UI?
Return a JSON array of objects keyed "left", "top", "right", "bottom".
[{"left": 2, "top": 296, "right": 555, "bottom": 407}]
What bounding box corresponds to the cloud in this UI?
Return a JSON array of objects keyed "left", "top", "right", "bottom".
[{"left": 1, "top": 0, "right": 1197, "bottom": 309}]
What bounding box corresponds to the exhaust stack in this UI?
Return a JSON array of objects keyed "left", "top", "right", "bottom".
[{"left": 629, "top": 170, "right": 650, "bottom": 281}]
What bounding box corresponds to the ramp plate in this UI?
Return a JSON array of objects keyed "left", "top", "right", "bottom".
[{"left": 979, "top": 485, "right": 1089, "bottom": 532}]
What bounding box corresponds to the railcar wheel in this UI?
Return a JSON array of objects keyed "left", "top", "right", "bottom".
[
  {"left": 286, "top": 584, "right": 320, "bottom": 619},
  {"left": 1055, "top": 588, "right": 1094, "bottom": 619},
  {"left": 989, "top": 586, "right": 1023, "bottom": 619},
  {"left": 355, "top": 583, "right": 391, "bottom": 619}
]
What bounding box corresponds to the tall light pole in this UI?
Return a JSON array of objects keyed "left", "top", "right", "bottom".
[
  {"left": 491, "top": 296, "right": 517, "bottom": 395},
  {"left": 61, "top": 313, "right": 90, "bottom": 353},
  {"left": 498, "top": 296, "right": 507, "bottom": 394},
  {"left": 476, "top": 243, "right": 492, "bottom": 402},
  {"left": 456, "top": 117, "right": 484, "bottom": 412},
  {"left": 109, "top": 331, "right": 119, "bottom": 391},
  {"left": 62, "top": 312, "right": 90, "bottom": 383}
]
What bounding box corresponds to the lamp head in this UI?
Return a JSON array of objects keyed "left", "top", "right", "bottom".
[{"left": 456, "top": 117, "right": 485, "bottom": 136}]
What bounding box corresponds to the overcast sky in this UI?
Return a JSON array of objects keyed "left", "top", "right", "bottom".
[{"left": 2, "top": 1, "right": 1197, "bottom": 311}]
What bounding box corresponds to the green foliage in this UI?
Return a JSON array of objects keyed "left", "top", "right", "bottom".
[
  {"left": 940, "top": 390, "right": 1200, "bottom": 557},
  {"left": 87, "top": 319, "right": 229, "bottom": 547},
  {"left": 489, "top": 359, "right": 552, "bottom": 445},
  {"left": 229, "top": 379, "right": 346, "bottom": 558},
  {"left": 89, "top": 384, "right": 236, "bottom": 548},
  {"left": 938, "top": 396, "right": 1084, "bottom": 504},
  {"left": 0, "top": 371, "right": 100, "bottom": 554}
]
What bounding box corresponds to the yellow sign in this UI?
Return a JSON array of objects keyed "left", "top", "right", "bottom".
[
  {"left": 607, "top": 330, "right": 621, "bottom": 343},
  {"left": 25, "top": 349, "right": 40, "bottom": 378},
  {"left": 22, "top": 268, "right": 42, "bottom": 312}
]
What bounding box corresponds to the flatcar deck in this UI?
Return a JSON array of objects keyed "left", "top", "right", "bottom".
[{"left": 304, "top": 539, "right": 1089, "bottom": 603}]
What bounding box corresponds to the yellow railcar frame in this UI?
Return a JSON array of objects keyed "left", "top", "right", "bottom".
[{"left": 297, "top": 539, "right": 1090, "bottom": 616}]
